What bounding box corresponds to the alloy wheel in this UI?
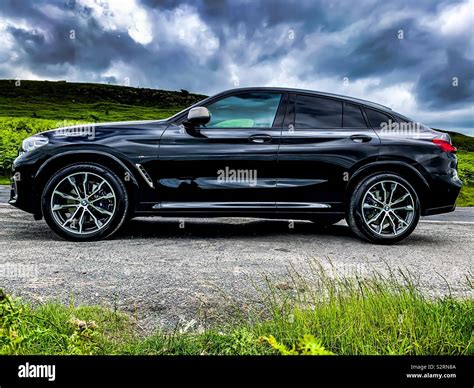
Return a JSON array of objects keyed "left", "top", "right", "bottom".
[
  {"left": 361, "top": 180, "right": 415, "bottom": 237},
  {"left": 50, "top": 172, "right": 116, "bottom": 235}
]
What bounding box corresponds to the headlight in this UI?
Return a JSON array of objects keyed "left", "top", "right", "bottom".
[{"left": 22, "top": 135, "right": 49, "bottom": 152}]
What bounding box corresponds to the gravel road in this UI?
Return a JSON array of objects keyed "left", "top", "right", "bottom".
[{"left": 0, "top": 185, "right": 473, "bottom": 332}]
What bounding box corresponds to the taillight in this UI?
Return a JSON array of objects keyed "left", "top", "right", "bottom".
[{"left": 433, "top": 138, "right": 457, "bottom": 153}]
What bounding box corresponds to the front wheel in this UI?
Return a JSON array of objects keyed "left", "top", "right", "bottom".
[
  {"left": 41, "top": 163, "right": 129, "bottom": 241},
  {"left": 346, "top": 173, "right": 420, "bottom": 244}
]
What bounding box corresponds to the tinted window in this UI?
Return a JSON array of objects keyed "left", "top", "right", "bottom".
[
  {"left": 365, "top": 108, "right": 393, "bottom": 128},
  {"left": 295, "top": 95, "right": 342, "bottom": 128},
  {"left": 343, "top": 103, "right": 367, "bottom": 127},
  {"left": 394, "top": 114, "right": 412, "bottom": 123},
  {"left": 205, "top": 92, "right": 282, "bottom": 128},
  {"left": 394, "top": 114, "right": 432, "bottom": 131}
]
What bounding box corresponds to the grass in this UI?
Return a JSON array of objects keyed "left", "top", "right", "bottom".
[
  {"left": 457, "top": 186, "right": 474, "bottom": 207},
  {"left": 1, "top": 266, "right": 472, "bottom": 355},
  {"left": 456, "top": 151, "right": 474, "bottom": 206}
]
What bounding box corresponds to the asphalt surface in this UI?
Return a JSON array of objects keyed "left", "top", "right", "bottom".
[{"left": 1, "top": 185, "right": 473, "bottom": 332}]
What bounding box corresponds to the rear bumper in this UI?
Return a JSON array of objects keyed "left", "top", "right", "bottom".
[
  {"left": 423, "top": 204, "right": 456, "bottom": 216},
  {"left": 421, "top": 173, "right": 462, "bottom": 216}
]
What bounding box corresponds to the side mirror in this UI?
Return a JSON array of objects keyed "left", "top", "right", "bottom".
[{"left": 186, "top": 107, "right": 210, "bottom": 127}]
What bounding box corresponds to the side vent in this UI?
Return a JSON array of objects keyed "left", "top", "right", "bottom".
[{"left": 135, "top": 164, "right": 154, "bottom": 188}]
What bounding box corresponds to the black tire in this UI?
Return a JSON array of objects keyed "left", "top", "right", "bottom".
[
  {"left": 41, "top": 163, "right": 129, "bottom": 241},
  {"left": 308, "top": 215, "right": 344, "bottom": 226},
  {"left": 346, "top": 173, "right": 420, "bottom": 244}
]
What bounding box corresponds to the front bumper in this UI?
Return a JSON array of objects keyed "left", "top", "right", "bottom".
[
  {"left": 8, "top": 151, "right": 46, "bottom": 218},
  {"left": 9, "top": 166, "right": 39, "bottom": 216}
]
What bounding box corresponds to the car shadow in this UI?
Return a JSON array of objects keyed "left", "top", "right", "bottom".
[
  {"left": 113, "top": 217, "right": 357, "bottom": 240},
  {"left": 7, "top": 216, "right": 439, "bottom": 244}
]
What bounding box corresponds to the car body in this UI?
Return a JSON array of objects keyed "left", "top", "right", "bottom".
[{"left": 9, "top": 87, "right": 462, "bottom": 243}]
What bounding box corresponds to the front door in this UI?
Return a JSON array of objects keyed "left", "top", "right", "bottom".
[{"left": 156, "top": 91, "right": 287, "bottom": 212}]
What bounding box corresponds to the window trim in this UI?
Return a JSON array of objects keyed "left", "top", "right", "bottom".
[
  {"left": 283, "top": 93, "right": 296, "bottom": 130},
  {"left": 272, "top": 93, "right": 288, "bottom": 129}
]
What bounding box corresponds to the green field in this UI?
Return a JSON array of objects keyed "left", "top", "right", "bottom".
[
  {"left": 0, "top": 79, "right": 472, "bottom": 205},
  {"left": 1, "top": 266, "right": 472, "bottom": 355},
  {"left": 0, "top": 79, "right": 205, "bottom": 121}
]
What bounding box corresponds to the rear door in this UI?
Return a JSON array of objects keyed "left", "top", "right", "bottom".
[{"left": 277, "top": 93, "right": 380, "bottom": 214}]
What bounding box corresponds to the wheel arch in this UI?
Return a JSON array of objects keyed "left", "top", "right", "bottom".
[
  {"left": 346, "top": 161, "right": 430, "bottom": 211},
  {"left": 33, "top": 151, "right": 141, "bottom": 217}
]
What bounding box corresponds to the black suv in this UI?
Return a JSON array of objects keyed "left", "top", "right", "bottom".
[{"left": 9, "top": 87, "right": 461, "bottom": 243}]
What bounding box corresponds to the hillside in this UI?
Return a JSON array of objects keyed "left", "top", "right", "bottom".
[{"left": 0, "top": 80, "right": 207, "bottom": 122}]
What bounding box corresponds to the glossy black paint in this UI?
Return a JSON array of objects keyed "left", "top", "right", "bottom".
[
  {"left": 9, "top": 87, "right": 462, "bottom": 220},
  {"left": 276, "top": 93, "right": 381, "bottom": 213}
]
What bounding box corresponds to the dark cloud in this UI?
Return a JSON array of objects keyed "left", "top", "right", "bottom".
[
  {"left": 415, "top": 49, "right": 474, "bottom": 109},
  {"left": 0, "top": 0, "right": 472, "bottom": 133}
]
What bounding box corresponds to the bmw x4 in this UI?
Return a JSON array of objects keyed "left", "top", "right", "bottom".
[{"left": 9, "top": 87, "right": 462, "bottom": 243}]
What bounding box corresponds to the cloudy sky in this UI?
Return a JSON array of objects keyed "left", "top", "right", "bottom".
[{"left": 0, "top": 0, "right": 473, "bottom": 134}]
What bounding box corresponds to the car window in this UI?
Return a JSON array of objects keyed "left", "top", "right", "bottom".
[
  {"left": 394, "top": 114, "right": 412, "bottom": 123},
  {"left": 365, "top": 108, "right": 393, "bottom": 128},
  {"left": 343, "top": 103, "right": 367, "bottom": 128},
  {"left": 205, "top": 92, "right": 282, "bottom": 128},
  {"left": 295, "top": 95, "right": 342, "bottom": 128}
]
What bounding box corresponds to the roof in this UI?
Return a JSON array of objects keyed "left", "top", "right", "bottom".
[{"left": 219, "top": 87, "right": 393, "bottom": 112}]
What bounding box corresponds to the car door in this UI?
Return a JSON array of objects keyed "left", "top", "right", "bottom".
[
  {"left": 277, "top": 93, "right": 380, "bottom": 214},
  {"left": 156, "top": 91, "right": 287, "bottom": 212}
]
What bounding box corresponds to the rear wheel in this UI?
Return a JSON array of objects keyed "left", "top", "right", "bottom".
[
  {"left": 41, "top": 164, "right": 129, "bottom": 241},
  {"left": 346, "top": 173, "right": 420, "bottom": 244}
]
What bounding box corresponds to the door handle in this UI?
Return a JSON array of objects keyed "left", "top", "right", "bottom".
[
  {"left": 350, "top": 134, "right": 372, "bottom": 143},
  {"left": 249, "top": 134, "right": 272, "bottom": 143}
]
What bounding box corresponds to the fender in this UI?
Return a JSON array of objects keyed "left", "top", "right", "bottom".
[
  {"left": 35, "top": 149, "right": 140, "bottom": 188},
  {"left": 348, "top": 160, "right": 430, "bottom": 192}
]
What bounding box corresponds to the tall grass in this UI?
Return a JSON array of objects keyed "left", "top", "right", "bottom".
[
  {"left": 246, "top": 263, "right": 473, "bottom": 355},
  {"left": 1, "top": 265, "right": 472, "bottom": 355}
]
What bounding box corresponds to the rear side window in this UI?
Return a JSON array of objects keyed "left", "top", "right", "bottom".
[
  {"left": 295, "top": 95, "right": 342, "bottom": 128},
  {"left": 365, "top": 108, "right": 393, "bottom": 128},
  {"left": 343, "top": 103, "right": 367, "bottom": 127}
]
